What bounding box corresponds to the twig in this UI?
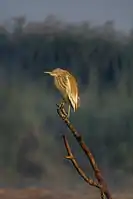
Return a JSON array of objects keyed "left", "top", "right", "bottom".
[{"left": 57, "top": 104, "right": 112, "bottom": 199}]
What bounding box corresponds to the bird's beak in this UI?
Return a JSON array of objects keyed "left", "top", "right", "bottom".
[{"left": 44, "top": 71, "right": 52, "bottom": 75}]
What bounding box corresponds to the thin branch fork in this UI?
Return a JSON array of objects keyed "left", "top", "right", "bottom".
[
  {"left": 63, "top": 135, "right": 101, "bottom": 189},
  {"left": 56, "top": 104, "right": 112, "bottom": 199}
]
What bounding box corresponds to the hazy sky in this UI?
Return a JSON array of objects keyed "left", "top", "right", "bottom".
[{"left": 1, "top": 0, "right": 133, "bottom": 31}]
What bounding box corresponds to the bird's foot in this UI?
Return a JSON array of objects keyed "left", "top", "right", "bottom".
[{"left": 57, "top": 101, "right": 70, "bottom": 119}]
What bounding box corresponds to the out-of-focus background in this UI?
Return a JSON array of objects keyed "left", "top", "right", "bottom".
[{"left": 1, "top": 0, "right": 133, "bottom": 198}]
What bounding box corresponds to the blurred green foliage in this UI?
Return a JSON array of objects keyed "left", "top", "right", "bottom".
[{"left": 1, "top": 18, "right": 133, "bottom": 184}]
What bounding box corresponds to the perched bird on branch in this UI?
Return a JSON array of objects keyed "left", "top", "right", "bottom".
[{"left": 44, "top": 68, "right": 80, "bottom": 117}]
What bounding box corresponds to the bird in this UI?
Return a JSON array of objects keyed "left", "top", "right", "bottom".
[{"left": 44, "top": 68, "right": 80, "bottom": 118}]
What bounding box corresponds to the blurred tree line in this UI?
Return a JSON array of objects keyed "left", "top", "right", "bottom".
[{"left": 1, "top": 15, "right": 133, "bottom": 185}]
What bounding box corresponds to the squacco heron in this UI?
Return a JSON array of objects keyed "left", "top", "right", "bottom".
[{"left": 44, "top": 68, "right": 80, "bottom": 117}]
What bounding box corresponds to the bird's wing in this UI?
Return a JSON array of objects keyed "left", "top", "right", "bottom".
[
  {"left": 66, "top": 75, "right": 78, "bottom": 111},
  {"left": 66, "top": 75, "right": 71, "bottom": 94}
]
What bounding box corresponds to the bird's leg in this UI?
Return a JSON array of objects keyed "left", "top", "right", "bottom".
[
  {"left": 67, "top": 104, "right": 71, "bottom": 118},
  {"left": 59, "top": 98, "right": 68, "bottom": 117},
  {"left": 59, "top": 98, "right": 65, "bottom": 108}
]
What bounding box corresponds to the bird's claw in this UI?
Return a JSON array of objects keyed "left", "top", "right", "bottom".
[{"left": 57, "top": 103, "right": 69, "bottom": 119}]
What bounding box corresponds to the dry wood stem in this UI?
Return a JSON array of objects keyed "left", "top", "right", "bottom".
[{"left": 56, "top": 103, "right": 112, "bottom": 199}]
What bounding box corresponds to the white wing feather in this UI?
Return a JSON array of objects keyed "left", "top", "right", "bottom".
[{"left": 66, "top": 75, "right": 78, "bottom": 111}]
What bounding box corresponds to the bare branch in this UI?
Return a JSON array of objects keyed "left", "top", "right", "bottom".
[
  {"left": 57, "top": 104, "right": 112, "bottom": 199},
  {"left": 63, "top": 135, "right": 101, "bottom": 189}
]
